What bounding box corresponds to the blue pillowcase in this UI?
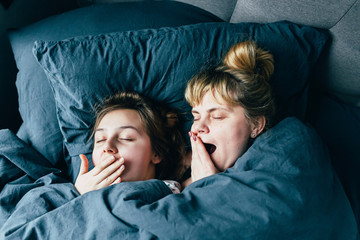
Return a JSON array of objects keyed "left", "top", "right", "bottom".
[
  {"left": 33, "top": 21, "right": 329, "bottom": 181},
  {"left": 308, "top": 95, "right": 360, "bottom": 226},
  {"left": 8, "top": 2, "right": 221, "bottom": 170}
]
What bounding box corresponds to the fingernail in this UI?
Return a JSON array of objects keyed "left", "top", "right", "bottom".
[
  {"left": 119, "top": 165, "right": 125, "bottom": 171},
  {"left": 119, "top": 157, "right": 124, "bottom": 163},
  {"left": 188, "top": 131, "right": 192, "bottom": 137}
]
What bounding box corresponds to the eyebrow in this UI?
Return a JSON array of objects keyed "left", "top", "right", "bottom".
[
  {"left": 95, "top": 125, "right": 140, "bottom": 133},
  {"left": 191, "top": 107, "right": 232, "bottom": 114}
]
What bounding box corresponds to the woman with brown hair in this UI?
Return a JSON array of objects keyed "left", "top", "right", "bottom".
[{"left": 75, "top": 91, "right": 185, "bottom": 194}]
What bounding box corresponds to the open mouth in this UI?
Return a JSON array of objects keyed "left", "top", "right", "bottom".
[{"left": 204, "top": 143, "right": 216, "bottom": 155}]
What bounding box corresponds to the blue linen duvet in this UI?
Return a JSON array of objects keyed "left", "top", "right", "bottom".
[{"left": 0, "top": 117, "right": 358, "bottom": 239}]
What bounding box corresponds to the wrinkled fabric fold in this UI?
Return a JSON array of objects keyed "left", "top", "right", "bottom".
[{"left": 1, "top": 118, "right": 358, "bottom": 239}]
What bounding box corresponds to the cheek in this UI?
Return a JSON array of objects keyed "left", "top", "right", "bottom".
[
  {"left": 190, "top": 123, "right": 197, "bottom": 133},
  {"left": 224, "top": 126, "right": 250, "bottom": 155},
  {"left": 218, "top": 123, "right": 250, "bottom": 155},
  {"left": 121, "top": 142, "right": 153, "bottom": 166},
  {"left": 224, "top": 135, "right": 248, "bottom": 154},
  {"left": 120, "top": 142, "right": 155, "bottom": 181},
  {"left": 207, "top": 123, "right": 224, "bottom": 139},
  {"left": 92, "top": 148, "right": 102, "bottom": 166}
]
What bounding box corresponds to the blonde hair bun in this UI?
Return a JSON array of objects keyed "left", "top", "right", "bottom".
[
  {"left": 223, "top": 40, "right": 274, "bottom": 82},
  {"left": 185, "top": 40, "right": 276, "bottom": 130}
]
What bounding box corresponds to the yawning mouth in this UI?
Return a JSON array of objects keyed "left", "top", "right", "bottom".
[{"left": 204, "top": 143, "right": 216, "bottom": 155}]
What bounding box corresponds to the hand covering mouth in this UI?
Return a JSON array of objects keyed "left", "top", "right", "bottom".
[{"left": 204, "top": 143, "right": 216, "bottom": 154}]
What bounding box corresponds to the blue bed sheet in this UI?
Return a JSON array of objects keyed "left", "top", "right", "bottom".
[{"left": 0, "top": 118, "right": 358, "bottom": 239}]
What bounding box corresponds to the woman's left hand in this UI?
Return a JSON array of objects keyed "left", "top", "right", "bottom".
[{"left": 189, "top": 132, "right": 219, "bottom": 183}]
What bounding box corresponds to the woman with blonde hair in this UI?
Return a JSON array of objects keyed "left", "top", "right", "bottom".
[{"left": 184, "top": 40, "right": 275, "bottom": 185}]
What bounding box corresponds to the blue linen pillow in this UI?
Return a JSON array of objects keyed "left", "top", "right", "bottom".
[
  {"left": 8, "top": 2, "right": 221, "bottom": 170},
  {"left": 34, "top": 21, "right": 329, "bottom": 181},
  {"left": 308, "top": 95, "right": 360, "bottom": 228}
]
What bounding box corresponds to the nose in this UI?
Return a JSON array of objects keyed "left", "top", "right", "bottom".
[
  {"left": 192, "top": 118, "right": 209, "bottom": 135},
  {"left": 103, "top": 140, "right": 118, "bottom": 154}
]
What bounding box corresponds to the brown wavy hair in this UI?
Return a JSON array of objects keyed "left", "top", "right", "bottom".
[{"left": 92, "top": 91, "right": 185, "bottom": 180}]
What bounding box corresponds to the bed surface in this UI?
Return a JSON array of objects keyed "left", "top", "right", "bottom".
[
  {"left": 0, "top": 0, "right": 359, "bottom": 238},
  {"left": 1, "top": 117, "right": 358, "bottom": 239}
]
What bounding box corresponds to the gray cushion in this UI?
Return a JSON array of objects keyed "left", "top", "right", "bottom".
[
  {"left": 230, "top": 0, "right": 355, "bottom": 28},
  {"left": 322, "top": 1, "right": 360, "bottom": 105},
  {"left": 230, "top": 0, "right": 360, "bottom": 107},
  {"left": 175, "top": 0, "right": 237, "bottom": 21}
]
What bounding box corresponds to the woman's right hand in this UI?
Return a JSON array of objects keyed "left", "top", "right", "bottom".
[
  {"left": 189, "top": 132, "right": 219, "bottom": 183},
  {"left": 74, "top": 154, "right": 125, "bottom": 195}
]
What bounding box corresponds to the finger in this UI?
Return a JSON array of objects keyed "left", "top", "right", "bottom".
[
  {"left": 110, "top": 165, "right": 125, "bottom": 186},
  {"left": 111, "top": 177, "right": 122, "bottom": 185},
  {"left": 190, "top": 133, "right": 212, "bottom": 167},
  {"left": 97, "top": 157, "right": 125, "bottom": 184},
  {"left": 194, "top": 136, "right": 212, "bottom": 165},
  {"left": 91, "top": 155, "right": 117, "bottom": 176},
  {"left": 189, "top": 132, "right": 204, "bottom": 180},
  {"left": 191, "top": 136, "right": 219, "bottom": 180},
  {"left": 78, "top": 154, "right": 89, "bottom": 175},
  {"left": 189, "top": 132, "right": 199, "bottom": 162},
  {"left": 101, "top": 164, "right": 125, "bottom": 187}
]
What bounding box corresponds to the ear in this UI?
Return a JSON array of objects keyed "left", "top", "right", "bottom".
[
  {"left": 250, "top": 116, "right": 266, "bottom": 138},
  {"left": 151, "top": 153, "right": 162, "bottom": 165}
]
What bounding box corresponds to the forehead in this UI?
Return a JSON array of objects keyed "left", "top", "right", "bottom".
[
  {"left": 98, "top": 109, "right": 143, "bottom": 129},
  {"left": 193, "top": 91, "right": 230, "bottom": 110},
  {"left": 192, "top": 91, "right": 249, "bottom": 119}
]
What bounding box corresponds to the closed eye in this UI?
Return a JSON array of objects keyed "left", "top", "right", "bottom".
[
  {"left": 120, "top": 138, "right": 134, "bottom": 142},
  {"left": 192, "top": 114, "right": 200, "bottom": 121},
  {"left": 212, "top": 116, "right": 223, "bottom": 120}
]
